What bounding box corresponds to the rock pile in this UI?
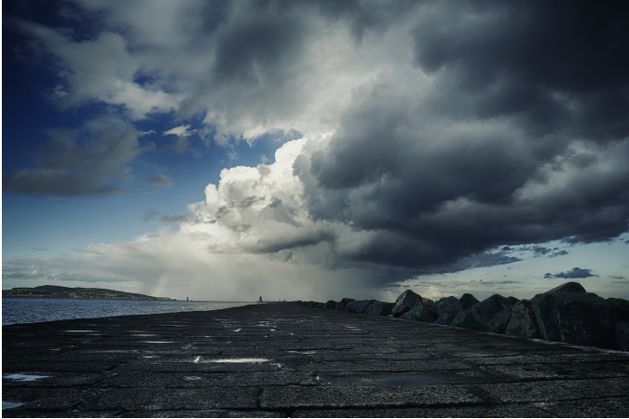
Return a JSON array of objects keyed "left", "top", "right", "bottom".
[{"left": 324, "top": 282, "right": 629, "bottom": 351}]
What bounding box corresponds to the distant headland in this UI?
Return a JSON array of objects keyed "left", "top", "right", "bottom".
[{"left": 2, "top": 285, "right": 174, "bottom": 301}]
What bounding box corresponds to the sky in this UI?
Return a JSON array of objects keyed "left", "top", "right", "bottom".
[{"left": 3, "top": 0, "right": 629, "bottom": 301}]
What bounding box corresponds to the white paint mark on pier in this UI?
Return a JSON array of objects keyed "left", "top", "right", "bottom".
[
  {"left": 184, "top": 376, "right": 202, "bottom": 381},
  {"left": 193, "top": 356, "right": 201, "bottom": 363},
  {"left": 4, "top": 373, "right": 49, "bottom": 382},
  {"left": 288, "top": 350, "right": 317, "bottom": 355},
  {"left": 207, "top": 358, "right": 269, "bottom": 364},
  {"left": 233, "top": 328, "right": 242, "bottom": 332},
  {"left": 344, "top": 325, "right": 362, "bottom": 331},
  {"left": 2, "top": 401, "right": 23, "bottom": 410},
  {"left": 132, "top": 333, "right": 157, "bottom": 337}
]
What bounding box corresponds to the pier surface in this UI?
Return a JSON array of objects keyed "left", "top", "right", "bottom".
[{"left": 3, "top": 302, "right": 629, "bottom": 417}]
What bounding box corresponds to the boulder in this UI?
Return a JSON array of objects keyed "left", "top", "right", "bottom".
[
  {"left": 363, "top": 301, "right": 394, "bottom": 316},
  {"left": 451, "top": 308, "right": 487, "bottom": 332},
  {"left": 479, "top": 294, "right": 517, "bottom": 334},
  {"left": 302, "top": 301, "right": 324, "bottom": 308},
  {"left": 546, "top": 281, "right": 587, "bottom": 294},
  {"left": 451, "top": 294, "right": 516, "bottom": 334},
  {"left": 431, "top": 296, "right": 462, "bottom": 325},
  {"left": 608, "top": 298, "right": 629, "bottom": 321},
  {"left": 324, "top": 300, "right": 340, "bottom": 310},
  {"left": 401, "top": 299, "right": 436, "bottom": 322},
  {"left": 506, "top": 296, "right": 520, "bottom": 305},
  {"left": 392, "top": 290, "right": 422, "bottom": 317},
  {"left": 616, "top": 321, "right": 629, "bottom": 351},
  {"left": 430, "top": 296, "right": 457, "bottom": 316},
  {"left": 506, "top": 299, "right": 541, "bottom": 339},
  {"left": 345, "top": 299, "right": 374, "bottom": 314},
  {"left": 531, "top": 282, "right": 617, "bottom": 348},
  {"left": 459, "top": 293, "right": 479, "bottom": 310},
  {"left": 338, "top": 298, "right": 356, "bottom": 310}
]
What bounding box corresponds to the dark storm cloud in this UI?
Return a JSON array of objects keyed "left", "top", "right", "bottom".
[
  {"left": 175, "top": 1, "right": 322, "bottom": 132},
  {"left": 294, "top": 0, "right": 629, "bottom": 273},
  {"left": 7, "top": 0, "right": 629, "bottom": 283},
  {"left": 249, "top": 230, "right": 336, "bottom": 254},
  {"left": 211, "top": 11, "right": 304, "bottom": 83},
  {"left": 297, "top": 91, "right": 629, "bottom": 271},
  {"left": 518, "top": 245, "right": 569, "bottom": 258},
  {"left": 412, "top": 0, "right": 629, "bottom": 140},
  {"left": 544, "top": 267, "right": 598, "bottom": 279},
  {"left": 5, "top": 116, "right": 141, "bottom": 196},
  {"left": 529, "top": 246, "right": 552, "bottom": 257}
]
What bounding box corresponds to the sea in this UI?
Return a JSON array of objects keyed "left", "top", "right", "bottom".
[{"left": 2, "top": 297, "right": 254, "bottom": 326}]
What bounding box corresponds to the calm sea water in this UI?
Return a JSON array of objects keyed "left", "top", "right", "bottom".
[{"left": 2, "top": 297, "right": 253, "bottom": 325}]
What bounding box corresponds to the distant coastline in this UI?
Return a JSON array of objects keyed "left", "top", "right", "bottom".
[{"left": 2, "top": 285, "right": 174, "bottom": 301}]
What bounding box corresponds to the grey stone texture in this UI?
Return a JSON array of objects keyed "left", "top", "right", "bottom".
[
  {"left": 391, "top": 290, "right": 422, "bottom": 317},
  {"left": 451, "top": 294, "right": 517, "bottom": 334},
  {"left": 3, "top": 302, "right": 629, "bottom": 417},
  {"left": 531, "top": 282, "right": 618, "bottom": 348},
  {"left": 506, "top": 299, "right": 542, "bottom": 339},
  {"left": 400, "top": 299, "right": 436, "bottom": 322}
]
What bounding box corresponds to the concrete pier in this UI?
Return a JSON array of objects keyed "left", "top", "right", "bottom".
[{"left": 3, "top": 302, "right": 629, "bottom": 417}]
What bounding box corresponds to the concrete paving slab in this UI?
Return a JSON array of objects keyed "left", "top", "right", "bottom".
[
  {"left": 3, "top": 302, "right": 629, "bottom": 417},
  {"left": 82, "top": 387, "right": 259, "bottom": 411},
  {"left": 259, "top": 384, "right": 484, "bottom": 409},
  {"left": 478, "top": 377, "right": 629, "bottom": 403},
  {"left": 534, "top": 397, "right": 629, "bottom": 417},
  {"left": 291, "top": 404, "right": 553, "bottom": 417}
]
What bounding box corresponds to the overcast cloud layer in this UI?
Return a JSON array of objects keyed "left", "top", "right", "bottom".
[{"left": 4, "top": 0, "right": 629, "bottom": 299}]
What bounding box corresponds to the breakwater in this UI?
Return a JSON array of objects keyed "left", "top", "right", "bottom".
[
  {"left": 322, "top": 281, "right": 629, "bottom": 352},
  {"left": 3, "top": 302, "right": 629, "bottom": 417}
]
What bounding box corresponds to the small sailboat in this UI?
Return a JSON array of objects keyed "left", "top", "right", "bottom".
[
  {"left": 259, "top": 296, "right": 263, "bottom": 303},
  {"left": 186, "top": 296, "right": 189, "bottom": 302}
]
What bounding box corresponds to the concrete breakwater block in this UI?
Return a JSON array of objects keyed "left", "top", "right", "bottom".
[{"left": 327, "top": 281, "right": 629, "bottom": 351}]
